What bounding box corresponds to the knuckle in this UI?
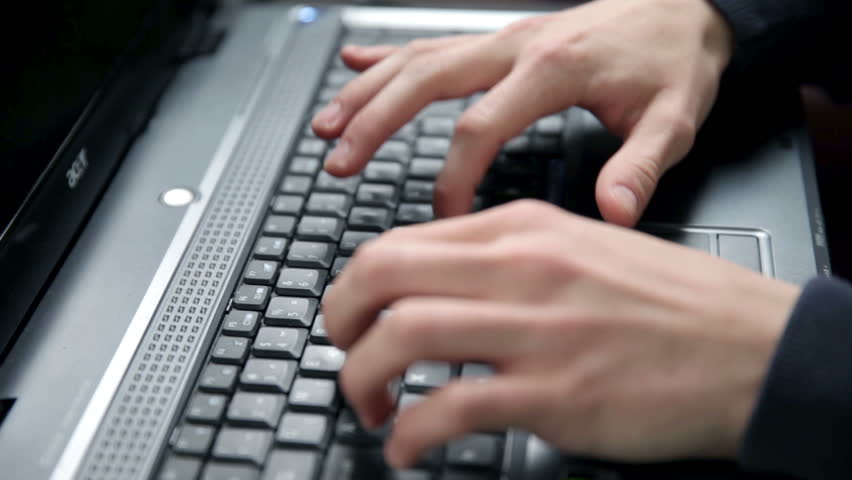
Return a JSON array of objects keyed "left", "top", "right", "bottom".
[
  {"left": 523, "top": 35, "right": 587, "bottom": 71},
  {"left": 403, "top": 55, "right": 446, "bottom": 85},
  {"left": 404, "top": 38, "right": 434, "bottom": 55},
  {"left": 385, "top": 301, "right": 433, "bottom": 347},
  {"left": 349, "top": 240, "right": 392, "bottom": 283},
  {"left": 454, "top": 109, "right": 492, "bottom": 140},
  {"left": 499, "top": 16, "right": 543, "bottom": 39}
]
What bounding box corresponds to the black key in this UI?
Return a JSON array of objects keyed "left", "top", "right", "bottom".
[
  {"left": 202, "top": 463, "right": 259, "bottom": 480},
  {"left": 396, "top": 204, "right": 434, "bottom": 225},
  {"left": 263, "top": 215, "right": 297, "bottom": 238},
  {"left": 265, "top": 297, "right": 318, "bottom": 328},
  {"left": 536, "top": 114, "right": 565, "bottom": 135},
  {"left": 298, "top": 139, "right": 327, "bottom": 157},
  {"left": 421, "top": 116, "right": 455, "bottom": 137},
  {"left": 199, "top": 364, "right": 240, "bottom": 393},
  {"left": 404, "top": 361, "right": 452, "bottom": 392},
  {"left": 327, "top": 69, "right": 358, "bottom": 87},
  {"left": 222, "top": 310, "right": 261, "bottom": 338},
  {"left": 276, "top": 412, "right": 330, "bottom": 448},
  {"left": 315, "top": 171, "right": 360, "bottom": 195},
  {"left": 376, "top": 140, "right": 412, "bottom": 163},
  {"left": 232, "top": 285, "right": 271, "bottom": 311},
  {"left": 446, "top": 434, "right": 502, "bottom": 470},
  {"left": 397, "top": 392, "right": 427, "bottom": 412},
  {"left": 415, "top": 137, "right": 451, "bottom": 158},
  {"left": 365, "top": 161, "right": 405, "bottom": 185},
  {"left": 158, "top": 454, "right": 202, "bottom": 480},
  {"left": 240, "top": 358, "right": 297, "bottom": 393},
  {"left": 253, "top": 327, "right": 308, "bottom": 359},
  {"left": 262, "top": 450, "right": 320, "bottom": 480},
  {"left": 718, "top": 235, "right": 761, "bottom": 272},
  {"left": 348, "top": 207, "right": 393, "bottom": 232},
  {"left": 289, "top": 377, "right": 338, "bottom": 413},
  {"left": 421, "top": 99, "right": 464, "bottom": 116},
  {"left": 280, "top": 176, "right": 313, "bottom": 196},
  {"left": 657, "top": 231, "right": 711, "bottom": 253},
  {"left": 335, "top": 408, "right": 386, "bottom": 446},
  {"left": 409, "top": 158, "right": 444, "bottom": 179},
  {"left": 227, "top": 392, "right": 286, "bottom": 428},
  {"left": 271, "top": 195, "right": 304, "bottom": 216},
  {"left": 186, "top": 393, "right": 228, "bottom": 424},
  {"left": 321, "top": 444, "right": 389, "bottom": 480},
  {"left": 339, "top": 231, "right": 378, "bottom": 254},
  {"left": 441, "top": 472, "right": 495, "bottom": 480},
  {"left": 403, "top": 180, "right": 434, "bottom": 203},
  {"left": 460, "top": 363, "right": 495, "bottom": 380},
  {"left": 212, "top": 427, "right": 273, "bottom": 465},
  {"left": 331, "top": 257, "right": 350, "bottom": 278},
  {"left": 531, "top": 135, "right": 561, "bottom": 154},
  {"left": 310, "top": 314, "right": 330, "bottom": 344},
  {"left": 297, "top": 216, "right": 345, "bottom": 242},
  {"left": 244, "top": 260, "right": 279, "bottom": 286},
  {"left": 289, "top": 156, "right": 322, "bottom": 176},
  {"left": 300, "top": 345, "right": 346, "bottom": 377},
  {"left": 173, "top": 424, "right": 216, "bottom": 455},
  {"left": 276, "top": 268, "right": 327, "bottom": 297},
  {"left": 393, "top": 471, "right": 433, "bottom": 480},
  {"left": 502, "top": 136, "right": 530, "bottom": 154},
  {"left": 306, "top": 193, "right": 352, "bottom": 218},
  {"left": 356, "top": 183, "right": 398, "bottom": 209},
  {"left": 211, "top": 336, "right": 250, "bottom": 365},
  {"left": 254, "top": 237, "right": 288, "bottom": 261},
  {"left": 287, "top": 241, "right": 336, "bottom": 269}
]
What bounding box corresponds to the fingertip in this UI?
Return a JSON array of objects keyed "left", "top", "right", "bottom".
[
  {"left": 595, "top": 180, "right": 642, "bottom": 228},
  {"left": 433, "top": 180, "right": 474, "bottom": 219}
]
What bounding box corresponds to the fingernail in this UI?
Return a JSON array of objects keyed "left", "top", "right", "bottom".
[
  {"left": 324, "top": 138, "right": 350, "bottom": 171},
  {"left": 611, "top": 184, "right": 638, "bottom": 217},
  {"left": 316, "top": 101, "right": 342, "bottom": 129}
]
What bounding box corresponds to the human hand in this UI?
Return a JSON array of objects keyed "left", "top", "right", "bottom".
[
  {"left": 322, "top": 200, "right": 801, "bottom": 468},
  {"left": 312, "top": 0, "right": 734, "bottom": 226}
]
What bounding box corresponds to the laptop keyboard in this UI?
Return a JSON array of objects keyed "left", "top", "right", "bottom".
[{"left": 157, "top": 28, "right": 568, "bottom": 480}]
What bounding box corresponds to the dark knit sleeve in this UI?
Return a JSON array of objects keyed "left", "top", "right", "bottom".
[
  {"left": 709, "top": 0, "right": 851, "bottom": 102},
  {"left": 740, "top": 277, "right": 852, "bottom": 479}
]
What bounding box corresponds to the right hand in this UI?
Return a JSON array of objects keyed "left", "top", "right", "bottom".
[{"left": 313, "top": 0, "right": 734, "bottom": 226}]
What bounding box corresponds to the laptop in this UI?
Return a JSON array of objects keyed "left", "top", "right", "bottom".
[{"left": 0, "top": 1, "right": 829, "bottom": 479}]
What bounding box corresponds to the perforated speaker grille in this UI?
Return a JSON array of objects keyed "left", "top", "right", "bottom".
[{"left": 75, "top": 15, "right": 338, "bottom": 479}]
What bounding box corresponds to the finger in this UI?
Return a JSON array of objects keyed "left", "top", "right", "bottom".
[
  {"left": 434, "top": 61, "right": 581, "bottom": 217},
  {"left": 594, "top": 96, "right": 697, "bottom": 227},
  {"left": 324, "top": 241, "right": 502, "bottom": 349},
  {"left": 312, "top": 35, "right": 474, "bottom": 140},
  {"left": 386, "top": 376, "right": 549, "bottom": 468},
  {"left": 340, "top": 44, "right": 400, "bottom": 71},
  {"left": 339, "top": 298, "right": 538, "bottom": 427},
  {"left": 323, "top": 35, "right": 515, "bottom": 177}
]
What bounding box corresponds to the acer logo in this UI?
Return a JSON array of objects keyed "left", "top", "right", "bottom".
[{"left": 67, "top": 149, "right": 89, "bottom": 189}]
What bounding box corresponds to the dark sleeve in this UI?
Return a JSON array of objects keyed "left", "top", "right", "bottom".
[
  {"left": 739, "top": 277, "right": 852, "bottom": 479},
  {"left": 709, "top": 0, "right": 852, "bottom": 102}
]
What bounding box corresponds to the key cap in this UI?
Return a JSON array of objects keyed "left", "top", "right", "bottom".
[
  {"left": 335, "top": 408, "right": 386, "bottom": 446},
  {"left": 415, "top": 137, "right": 451, "bottom": 157},
  {"left": 232, "top": 285, "right": 271, "bottom": 311},
  {"left": 300, "top": 345, "right": 346, "bottom": 377},
  {"left": 536, "top": 114, "right": 565, "bottom": 135},
  {"left": 306, "top": 193, "right": 352, "bottom": 218},
  {"left": 409, "top": 158, "right": 444, "bottom": 179},
  {"left": 271, "top": 195, "right": 304, "bottom": 216},
  {"left": 186, "top": 393, "right": 228, "bottom": 424},
  {"left": 263, "top": 215, "right": 297, "bottom": 238},
  {"left": 446, "top": 434, "right": 503, "bottom": 470},
  {"left": 331, "top": 257, "right": 350, "bottom": 278},
  {"left": 502, "top": 136, "right": 530, "bottom": 154},
  {"left": 393, "top": 471, "right": 433, "bottom": 480},
  {"left": 254, "top": 237, "right": 288, "bottom": 261},
  {"left": 280, "top": 176, "right": 312, "bottom": 195},
  {"left": 199, "top": 364, "right": 240, "bottom": 393},
  {"left": 396, "top": 204, "right": 434, "bottom": 225},
  {"left": 321, "top": 444, "right": 389, "bottom": 480},
  {"left": 240, "top": 358, "right": 297, "bottom": 393},
  {"left": 339, "top": 231, "right": 378, "bottom": 254},
  {"left": 318, "top": 87, "right": 338, "bottom": 103},
  {"left": 421, "top": 116, "right": 455, "bottom": 137},
  {"left": 356, "top": 183, "right": 398, "bottom": 209},
  {"left": 298, "top": 216, "right": 345, "bottom": 242},
  {"left": 211, "top": 336, "right": 250, "bottom": 365},
  {"left": 390, "top": 125, "right": 417, "bottom": 145},
  {"left": 460, "top": 363, "right": 495, "bottom": 380},
  {"left": 158, "top": 454, "right": 202, "bottom": 480},
  {"left": 403, "top": 180, "right": 434, "bottom": 203},
  {"left": 348, "top": 207, "right": 393, "bottom": 232},
  {"left": 289, "top": 377, "right": 338, "bottom": 413},
  {"left": 276, "top": 268, "right": 326, "bottom": 297},
  {"left": 365, "top": 161, "right": 405, "bottom": 185},
  {"left": 397, "top": 392, "right": 427, "bottom": 412},
  {"left": 298, "top": 139, "right": 327, "bottom": 157},
  {"left": 262, "top": 450, "right": 320, "bottom": 480},
  {"left": 202, "top": 463, "right": 259, "bottom": 480},
  {"left": 253, "top": 327, "right": 308, "bottom": 359},
  {"left": 265, "top": 297, "right": 318, "bottom": 328},
  {"left": 315, "top": 171, "right": 360, "bottom": 195},
  {"left": 326, "top": 69, "right": 358, "bottom": 87},
  {"left": 404, "top": 361, "right": 452, "bottom": 392},
  {"left": 310, "top": 314, "right": 330, "bottom": 344},
  {"left": 276, "top": 412, "right": 330, "bottom": 448},
  {"left": 222, "top": 310, "right": 261, "bottom": 338},
  {"left": 441, "top": 472, "right": 496, "bottom": 480},
  {"left": 287, "top": 241, "right": 336, "bottom": 269},
  {"left": 173, "top": 424, "right": 216, "bottom": 455},
  {"left": 212, "top": 428, "right": 273, "bottom": 465},
  {"left": 227, "top": 392, "right": 286, "bottom": 429},
  {"left": 376, "top": 140, "right": 412, "bottom": 163},
  {"left": 289, "top": 156, "right": 321, "bottom": 176},
  {"left": 420, "top": 99, "right": 464, "bottom": 117},
  {"left": 243, "top": 260, "right": 279, "bottom": 286}
]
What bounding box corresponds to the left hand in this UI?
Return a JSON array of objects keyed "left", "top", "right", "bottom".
[{"left": 322, "top": 200, "right": 801, "bottom": 468}]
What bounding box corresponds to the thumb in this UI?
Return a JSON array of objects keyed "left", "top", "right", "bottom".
[{"left": 595, "top": 100, "right": 697, "bottom": 227}]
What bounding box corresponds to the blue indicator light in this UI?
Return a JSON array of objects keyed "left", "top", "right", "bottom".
[{"left": 297, "top": 6, "right": 320, "bottom": 24}]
